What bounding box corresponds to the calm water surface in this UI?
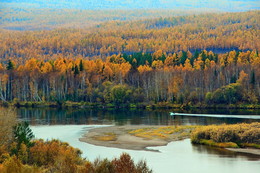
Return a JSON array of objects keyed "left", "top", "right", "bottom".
[
  {"left": 17, "top": 108, "right": 260, "bottom": 125},
  {"left": 31, "top": 125, "right": 260, "bottom": 173},
  {"left": 18, "top": 108, "right": 260, "bottom": 173}
]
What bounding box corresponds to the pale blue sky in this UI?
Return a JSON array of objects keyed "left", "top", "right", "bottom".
[{"left": 1, "top": 0, "right": 259, "bottom": 11}]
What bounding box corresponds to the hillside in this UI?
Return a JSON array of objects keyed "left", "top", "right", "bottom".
[
  {"left": 0, "top": 10, "right": 259, "bottom": 107},
  {"left": 0, "top": 11, "right": 259, "bottom": 63},
  {"left": 1, "top": 0, "right": 259, "bottom": 30},
  {"left": 0, "top": 8, "right": 211, "bottom": 30}
]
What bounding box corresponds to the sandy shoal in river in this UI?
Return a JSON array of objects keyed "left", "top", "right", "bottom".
[
  {"left": 79, "top": 125, "right": 260, "bottom": 156},
  {"left": 79, "top": 125, "right": 188, "bottom": 151}
]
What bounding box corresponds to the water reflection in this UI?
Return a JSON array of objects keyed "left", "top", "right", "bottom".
[
  {"left": 17, "top": 107, "right": 260, "bottom": 125},
  {"left": 192, "top": 144, "right": 260, "bottom": 161}
]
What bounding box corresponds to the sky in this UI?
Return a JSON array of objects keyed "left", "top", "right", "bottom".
[{"left": 1, "top": 0, "right": 260, "bottom": 11}]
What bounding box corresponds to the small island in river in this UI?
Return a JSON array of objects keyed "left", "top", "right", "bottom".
[
  {"left": 80, "top": 125, "right": 196, "bottom": 151},
  {"left": 80, "top": 123, "right": 260, "bottom": 155}
]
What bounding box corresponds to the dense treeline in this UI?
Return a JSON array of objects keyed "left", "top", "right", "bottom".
[
  {"left": 0, "top": 50, "right": 259, "bottom": 106},
  {"left": 0, "top": 11, "right": 259, "bottom": 63},
  {"left": 0, "top": 108, "right": 152, "bottom": 173}
]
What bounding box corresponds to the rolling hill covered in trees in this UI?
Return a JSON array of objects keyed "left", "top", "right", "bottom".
[
  {"left": 0, "top": 8, "right": 210, "bottom": 30},
  {"left": 1, "top": 11, "right": 259, "bottom": 61},
  {"left": 0, "top": 10, "right": 259, "bottom": 107},
  {"left": 1, "top": 2, "right": 259, "bottom": 173},
  {"left": 1, "top": 0, "right": 259, "bottom": 30}
]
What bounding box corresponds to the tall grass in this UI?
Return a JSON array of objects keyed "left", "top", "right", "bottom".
[
  {"left": 129, "top": 126, "right": 197, "bottom": 139},
  {"left": 191, "top": 123, "right": 260, "bottom": 148},
  {"left": 0, "top": 108, "right": 17, "bottom": 147}
]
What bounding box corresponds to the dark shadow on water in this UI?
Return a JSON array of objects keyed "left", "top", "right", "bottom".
[
  {"left": 192, "top": 143, "right": 260, "bottom": 161},
  {"left": 16, "top": 107, "right": 260, "bottom": 126}
]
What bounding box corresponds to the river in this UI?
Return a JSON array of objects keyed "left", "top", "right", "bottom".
[
  {"left": 17, "top": 108, "right": 260, "bottom": 125},
  {"left": 18, "top": 108, "right": 260, "bottom": 173}
]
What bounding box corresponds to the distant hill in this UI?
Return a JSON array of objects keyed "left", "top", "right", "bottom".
[
  {"left": 0, "top": 10, "right": 259, "bottom": 61},
  {"left": 1, "top": 0, "right": 260, "bottom": 11},
  {"left": 0, "top": 8, "right": 216, "bottom": 31},
  {"left": 1, "top": 0, "right": 259, "bottom": 30}
]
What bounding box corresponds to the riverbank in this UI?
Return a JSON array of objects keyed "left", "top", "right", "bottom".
[
  {"left": 1, "top": 100, "right": 260, "bottom": 110},
  {"left": 191, "top": 123, "right": 260, "bottom": 155}
]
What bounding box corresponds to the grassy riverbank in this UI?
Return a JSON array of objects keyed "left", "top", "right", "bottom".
[
  {"left": 1, "top": 100, "right": 260, "bottom": 110},
  {"left": 191, "top": 123, "right": 260, "bottom": 149}
]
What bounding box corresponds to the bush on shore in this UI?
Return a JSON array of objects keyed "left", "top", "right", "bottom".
[
  {"left": 191, "top": 122, "right": 260, "bottom": 148},
  {"left": 0, "top": 108, "right": 152, "bottom": 173}
]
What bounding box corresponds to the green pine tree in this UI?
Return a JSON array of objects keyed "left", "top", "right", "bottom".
[
  {"left": 79, "top": 60, "right": 84, "bottom": 71},
  {"left": 74, "top": 65, "right": 79, "bottom": 75},
  {"left": 7, "top": 60, "right": 15, "bottom": 70}
]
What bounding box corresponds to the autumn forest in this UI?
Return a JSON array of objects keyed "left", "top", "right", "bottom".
[
  {"left": 0, "top": 10, "right": 259, "bottom": 107},
  {"left": 1, "top": 1, "right": 260, "bottom": 173}
]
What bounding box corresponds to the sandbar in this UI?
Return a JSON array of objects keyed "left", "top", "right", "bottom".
[
  {"left": 79, "top": 125, "right": 190, "bottom": 151},
  {"left": 79, "top": 125, "right": 260, "bottom": 156}
]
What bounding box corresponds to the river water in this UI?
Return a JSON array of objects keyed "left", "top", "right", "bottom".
[
  {"left": 17, "top": 108, "right": 260, "bottom": 125},
  {"left": 18, "top": 108, "right": 260, "bottom": 173}
]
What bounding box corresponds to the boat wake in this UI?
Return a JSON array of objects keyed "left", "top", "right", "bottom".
[{"left": 169, "top": 112, "right": 260, "bottom": 119}]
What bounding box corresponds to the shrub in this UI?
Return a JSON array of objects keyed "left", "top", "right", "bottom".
[
  {"left": 240, "top": 129, "right": 260, "bottom": 144},
  {"left": 0, "top": 108, "right": 17, "bottom": 147},
  {"left": 112, "top": 153, "right": 135, "bottom": 173},
  {"left": 191, "top": 123, "right": 260, "bottom": 148},
  {"left": 2, "top": 156, "right": 23, "bottom": 173},
  {"left": 205, "top": 92, "right": 213, "bottom": 104},
  {"left": 81, "top": 153, "right": 152, "bottom": 173},
  {"left": 211, "top": 128, "right": 239, "bottom": 143},
  {"left": 29, "top": 139, "right": 83, "bottom": 168},
  {"left": 92, "top": 158, "right": 114, "bottom": 173},
  {"left": 211, "top": 83, "right": 242, "bottom": 104}
]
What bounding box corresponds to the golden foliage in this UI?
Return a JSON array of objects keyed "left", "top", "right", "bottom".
[
  {"left": 191, "top": 123, "right": 260, "bottom": 148},
  {"left": 41, "top": 62, "right": 53, "bottom": 73},
  {"left": 93, "top": 133, "right": 117, "bottom": 141},
  {"left": 29, "top": 139, "right": 83, "bottom": 169},
  {"left": 1, "top": 11, "right": 259, "bottom": 62},
  {"left": 0, "top": 108, "right": 17, "bottom": 147},
  {"left": 137, "top": 65, "right": 152, "bottom": 74},
  {"left": 129, "top": 126, "right": 197, "bottom": 140}
]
